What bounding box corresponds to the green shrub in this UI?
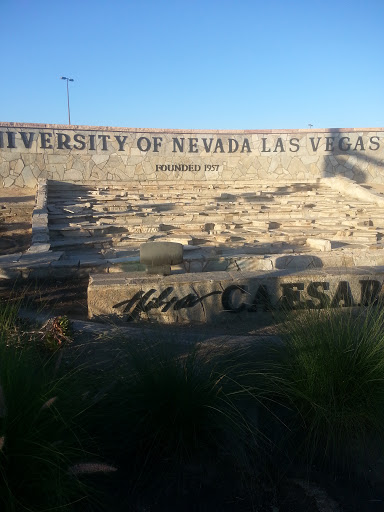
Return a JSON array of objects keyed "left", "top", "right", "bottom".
[{"left": 273, "top": 304, "right": 384, "bottom": 471}]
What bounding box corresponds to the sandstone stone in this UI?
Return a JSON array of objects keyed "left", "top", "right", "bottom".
[
  {"left": 50, "top": 258, "right": 81, "bottom": 268},
  {"left": 17, "top": 251, "right": 63, "bottom": 266},
  {"left": 140, "top": 241, "right": 183, "bottom": 267},
  {"left": 306, "top": 238, "right": 332, "bottom": 252},
  {"left": 2, "top": 152, "right": 20, "bottom": 162},
  {"left": 27, "top": 243, "right": 51, "bottom": 253},
  {"left": 0, "top": 162, "right": 9, "bottom": 177},
  {"left": 14, "top": 175, "right": 24, "bottom": 187},
  {"left": 0, "top": 253, "right": 22, "bottom": 264},
  {"left": 47, "top": 154, "right": 68, "bottom": 164},
  {"left": 22, "top": 165, "right": 37, "bottom": 187},
  {"left": 92, "top": 154, "right": 109, "bottom": 166},
  {"left": 32, "top": 232, "right": 50, "bottom": 243},
  {"left": 72, "top": 158, "right": 86, "bottom": 172},
  {"left": 64, "top": 169, "right": 84, "bottom": 181},
  {"left": 32, "top": 213, "right": 48, "bottom": 228},
  {"left": 3, "top": 177, "right": 14, "bottom": 187},
  {"left": 21, "top": 154, "right": 36, "bottom": 166},
  {"left": 14, "top": 159, "right": 24, "bottom": 174}
]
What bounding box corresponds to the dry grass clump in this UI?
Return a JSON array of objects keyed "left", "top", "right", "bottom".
[{"left": 0, "top": 299, "right": 110, "bottom": 511}]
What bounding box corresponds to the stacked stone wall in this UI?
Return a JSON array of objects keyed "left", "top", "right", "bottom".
[{"left": 1, "top": 123, "right": 384, "bottom": 187}]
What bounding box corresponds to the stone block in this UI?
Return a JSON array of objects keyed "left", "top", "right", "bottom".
[
  {"left": 140, "top": 241, "right": 183, "bottom": 268},
  {"left": 50, "top": 258, "right": 80, "bottom": 268},
  {"left": 88, "top": 268, "right": 384, "bottom": 324},
  {"left": 17, "top": 251, "right": 63, "bottom": 266},
  {"left": 306, "top": 238, "right": 331, "bottom": 252},
  {"left": 32, "top": 213, "right": 48, "bottom": 228},
  {"left": 108, "top": 262, "right": 146, "bottom": 273},
  {"left": 27, "top": 243, "right": 51, "bottom": 253},
  {"left": 32, "top": 233, "right": 50, "bottom": 243},
  {"left": 145, "top": 264, "right": 171, "bottom": 275},
  {"left": 0, "top": 253, "right": 22, "bottom": 264}
]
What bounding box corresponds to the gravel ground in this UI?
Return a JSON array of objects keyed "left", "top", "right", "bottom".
[{"left": 0, "top": 187, "right": 35, "bottom": 254}]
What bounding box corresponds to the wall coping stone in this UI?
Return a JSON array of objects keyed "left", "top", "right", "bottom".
[{"left": 1, "top": 121, "right": 383, "bottom": 134}]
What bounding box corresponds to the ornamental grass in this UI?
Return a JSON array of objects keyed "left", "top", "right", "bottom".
[
  {"left": 271, "top": 303, "right": 384, "bottom": 472},
  {"left": 0, "top": 299, "right": 112, "bottom": 511},
  {"left": 84, "top": 340, "right": 268, "bottom": 509}
]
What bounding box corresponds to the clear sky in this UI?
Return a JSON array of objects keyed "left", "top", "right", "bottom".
[{"left": 1, "top": 0, "right": 383, "bottom": 130}]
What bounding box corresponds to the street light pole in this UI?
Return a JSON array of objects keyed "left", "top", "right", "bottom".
[{"left": 60, "top": 76, "right": 74, "bottom": 125}]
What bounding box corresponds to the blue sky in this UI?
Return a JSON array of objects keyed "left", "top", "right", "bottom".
[{"left": 1, "top": 0, "right": 383, "bottom": 130}]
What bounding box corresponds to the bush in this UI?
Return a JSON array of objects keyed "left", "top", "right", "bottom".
[{"left": 273, "top": 304, "right": 384, "bottom": 471}]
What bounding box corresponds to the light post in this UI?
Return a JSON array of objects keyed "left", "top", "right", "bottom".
[{"left": 60, "top": 76, "right": 74, "bottom": 125}]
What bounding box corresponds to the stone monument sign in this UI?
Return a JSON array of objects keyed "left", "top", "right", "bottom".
[{"left": 1, "top": 123, "right": 383, "bottom": 187}]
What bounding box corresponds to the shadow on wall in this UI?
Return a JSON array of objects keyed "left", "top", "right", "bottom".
[{"left": 320, "top": 128, "right": 384, "bottom": 183}]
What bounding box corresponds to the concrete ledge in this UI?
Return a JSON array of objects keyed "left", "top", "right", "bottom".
[
  {"left": 88, "top": 267, "right": 384, "bottom": 324},
  {"left": 31, "top": 179, "right": 50, "bottom": 246},
  {"left": 322, "top": 177, "right": 384, "bottom": 207},
  {"left": 2, "top": 121, "right": 381, "bottom": 134},
  {"left": 4, "top": 245, "right": 384, "bottom": 281}
]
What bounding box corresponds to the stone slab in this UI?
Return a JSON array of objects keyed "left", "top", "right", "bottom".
[
  {"left": 27, "top": 243, "right": 51, "bottom": 253},
  {"left": 0, "top": 253, "right": 22, "bottom": 264},
  {"left": 88, "top": 268, "right": 384, "bottom": 324},
  {"left": 16, "top": 251, "right": 63, "bottom": 266}
]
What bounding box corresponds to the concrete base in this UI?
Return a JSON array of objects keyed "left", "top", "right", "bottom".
[{"left": 88, "top": 267, "right": 384, "bottom": 324}]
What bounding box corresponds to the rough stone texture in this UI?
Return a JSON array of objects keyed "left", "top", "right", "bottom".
[
  {"left": 1, "top": 123, "right": 384, "bottom": 187},
  {"left": 4, "top": 177, "right": 384, "bottom": 283},
  {"left": 31, "top": 179, "right": 50, "bottom": 246},
  {"left": 88, "top": 268, "right": 384, "bottom": 324},
  {"left": 140, "top": 241, "right": 183, "bottom": 267},
  {"left": 306, "top": 238, "right": 332, "bottom": 252},
  {"left": 4, "top": 177, "right": 381, "bottom": 278},
  {"left": 43, "top": 178, "right": 384, "bottom": 271}
]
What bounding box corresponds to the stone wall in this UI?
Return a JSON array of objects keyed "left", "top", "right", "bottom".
[{"left": 1, "top": 122, "right": 384, "bottom": 187}]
